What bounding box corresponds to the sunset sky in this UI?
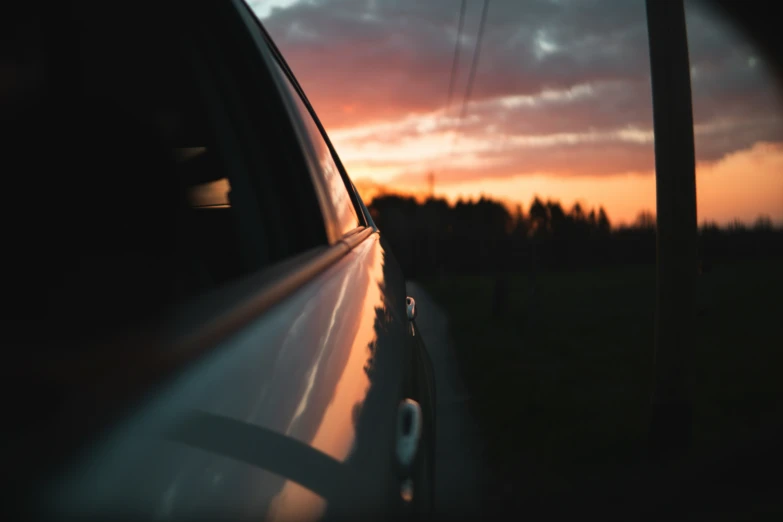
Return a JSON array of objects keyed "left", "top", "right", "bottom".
[{"left": 252, "top": 0, "right": 783, "bottom": 226}]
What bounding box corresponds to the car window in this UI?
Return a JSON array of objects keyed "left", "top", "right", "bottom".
[
  {"left": 78, "top": 10, "right": 266, "bottom": 299},
  {"left": 202, "top": 2, "right": 334, "bottom": 260},
  {"left": 0, "top": 3, "right": 285, "bottom": 348},
  {"left": 272, "top": 61, "right": 361, "bottom": 238},
  {"left": 133, "top": 41, "right": 268, "bottom": 295},
  {"left": 41, "top": 5, "right": 279, "bottom": 299}
]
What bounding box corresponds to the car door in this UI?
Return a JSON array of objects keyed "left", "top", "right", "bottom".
[{"left": 32, "top": 2, "right": 426, "bottom": 521}]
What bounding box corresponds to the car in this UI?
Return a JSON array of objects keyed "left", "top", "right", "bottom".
[{"left": 2, "top": 1, "right": 436, "bottom": 520}]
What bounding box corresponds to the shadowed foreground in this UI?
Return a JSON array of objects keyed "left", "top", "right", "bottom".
[{"left": 424, "top": 260, "right": 783, "bottom": 519}]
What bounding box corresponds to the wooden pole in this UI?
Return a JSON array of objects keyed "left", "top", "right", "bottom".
[{"left": 645, "top": 0, "right": 698, "bottom": 459}]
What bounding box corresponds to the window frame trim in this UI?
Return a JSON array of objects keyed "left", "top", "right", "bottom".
[
  {"left": 267, "top": 57, "right": 350, "bottom": 243},
  {"left": 235, "top": 0, "right": 370, "bottom": 239}
]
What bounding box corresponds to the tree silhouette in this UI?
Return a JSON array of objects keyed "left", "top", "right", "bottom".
[
  {"left": 754, "top": 214, "right": 773, "bottom": 231},
  {"left": 634, "top": 210, "right": 656, "bottom": 230},
  {"left": 512, "top": 205, "right": 529, "bottom": 239},
  {"left": 529, "top": 197, "right": 548, "bottom": 237},
  {"left": 597, "top": 207, "right": 611, "bottom": 236},
  {"left": 546, "top": 200, "right": 567, "bottom": 233},
  {"left": 366, "top": 195, "right": 782, "bottom": 278}
]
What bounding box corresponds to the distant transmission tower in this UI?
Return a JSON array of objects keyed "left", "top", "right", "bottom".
[{"left": 428, "top": 171, "right": 435, "bottom": 199}]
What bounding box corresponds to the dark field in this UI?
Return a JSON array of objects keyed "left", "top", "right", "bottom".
[{"left": 423, "top": 259, "right": 783, "bottom": 515}]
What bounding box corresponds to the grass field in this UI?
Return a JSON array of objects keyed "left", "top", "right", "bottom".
[{"left": 423, "top": 259, "right": 783, "bottom": 510}]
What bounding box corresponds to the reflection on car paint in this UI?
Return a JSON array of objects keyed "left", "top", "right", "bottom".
[
  {"left": 274, "top": 59, "right": 360, "bottom": 237},
  {"left": 46, "top": 234, "right": 404, "bottom": 521},
  {"left": 319, "top": 147, "right": 359, "bottom": 236},
  {"left": 266, "top": 476, "right": 326, "bottom": 522}
]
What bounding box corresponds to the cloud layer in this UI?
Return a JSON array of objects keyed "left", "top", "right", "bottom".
[{"left": 253, "top": 0, "right": 783, "bottom": 184}]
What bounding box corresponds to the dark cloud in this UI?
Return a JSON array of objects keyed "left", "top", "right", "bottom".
[
  {"left": 255, "top": 0, "right": 783, "bottom": 176},
  {"left": 258, "top": 0, "right": 654, "bottom": 126}
]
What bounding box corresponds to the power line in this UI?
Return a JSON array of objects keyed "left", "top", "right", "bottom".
[
  {"left": 445, "top": 0, "right": 468, "bottom": 112},
  {"left": 427, "top": 0, "right": 467, "bottom": 196},
  {"left": 458, "top": 0, "right": 490, "bottom": 124},
  {"left": 430, "top": 0, "right": 490, "bottom": 196},
  {"left": 443, "top": 0, "right": 490, "bottom": 174}
]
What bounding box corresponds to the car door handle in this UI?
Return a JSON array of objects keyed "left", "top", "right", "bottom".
[
  {"left": 396, "top": 398, "right": 422, "bottom": 475},
  {"left": 406, "top": 296, "right": 417, "bottom": 336},
  {"left": 405, "top": 296, "right": 417, "bottom": 321}
]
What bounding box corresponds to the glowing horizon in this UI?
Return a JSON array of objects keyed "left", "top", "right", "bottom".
[{"left": 352, "top": 141, "right": 783, "bottom": 228}]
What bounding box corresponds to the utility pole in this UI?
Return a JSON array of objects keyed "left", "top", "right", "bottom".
[
  {"left": 646, "top": 0, "right": 698, "bottom": 459},
  {"left": 426, "top": 171, "right": 437, "bottom": 276}
]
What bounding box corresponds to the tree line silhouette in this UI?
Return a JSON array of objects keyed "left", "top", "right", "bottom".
[{"left": 368, "top": 194, "right": 783, "bottom": 279}]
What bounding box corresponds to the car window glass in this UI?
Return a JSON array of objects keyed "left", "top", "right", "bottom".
[
  {"left": 274, "top": 62, "right": 360, "bottom": 237},
  {"left": 23, "top": 6, "right": 268, "bottom": 310}
]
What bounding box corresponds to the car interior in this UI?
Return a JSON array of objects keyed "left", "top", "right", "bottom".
[
  {"left": 3, "top": 5, "right": 273, "bottom": 321},
  {"left": 78, "top": 9, "right": 250, "bottom": 296}
]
